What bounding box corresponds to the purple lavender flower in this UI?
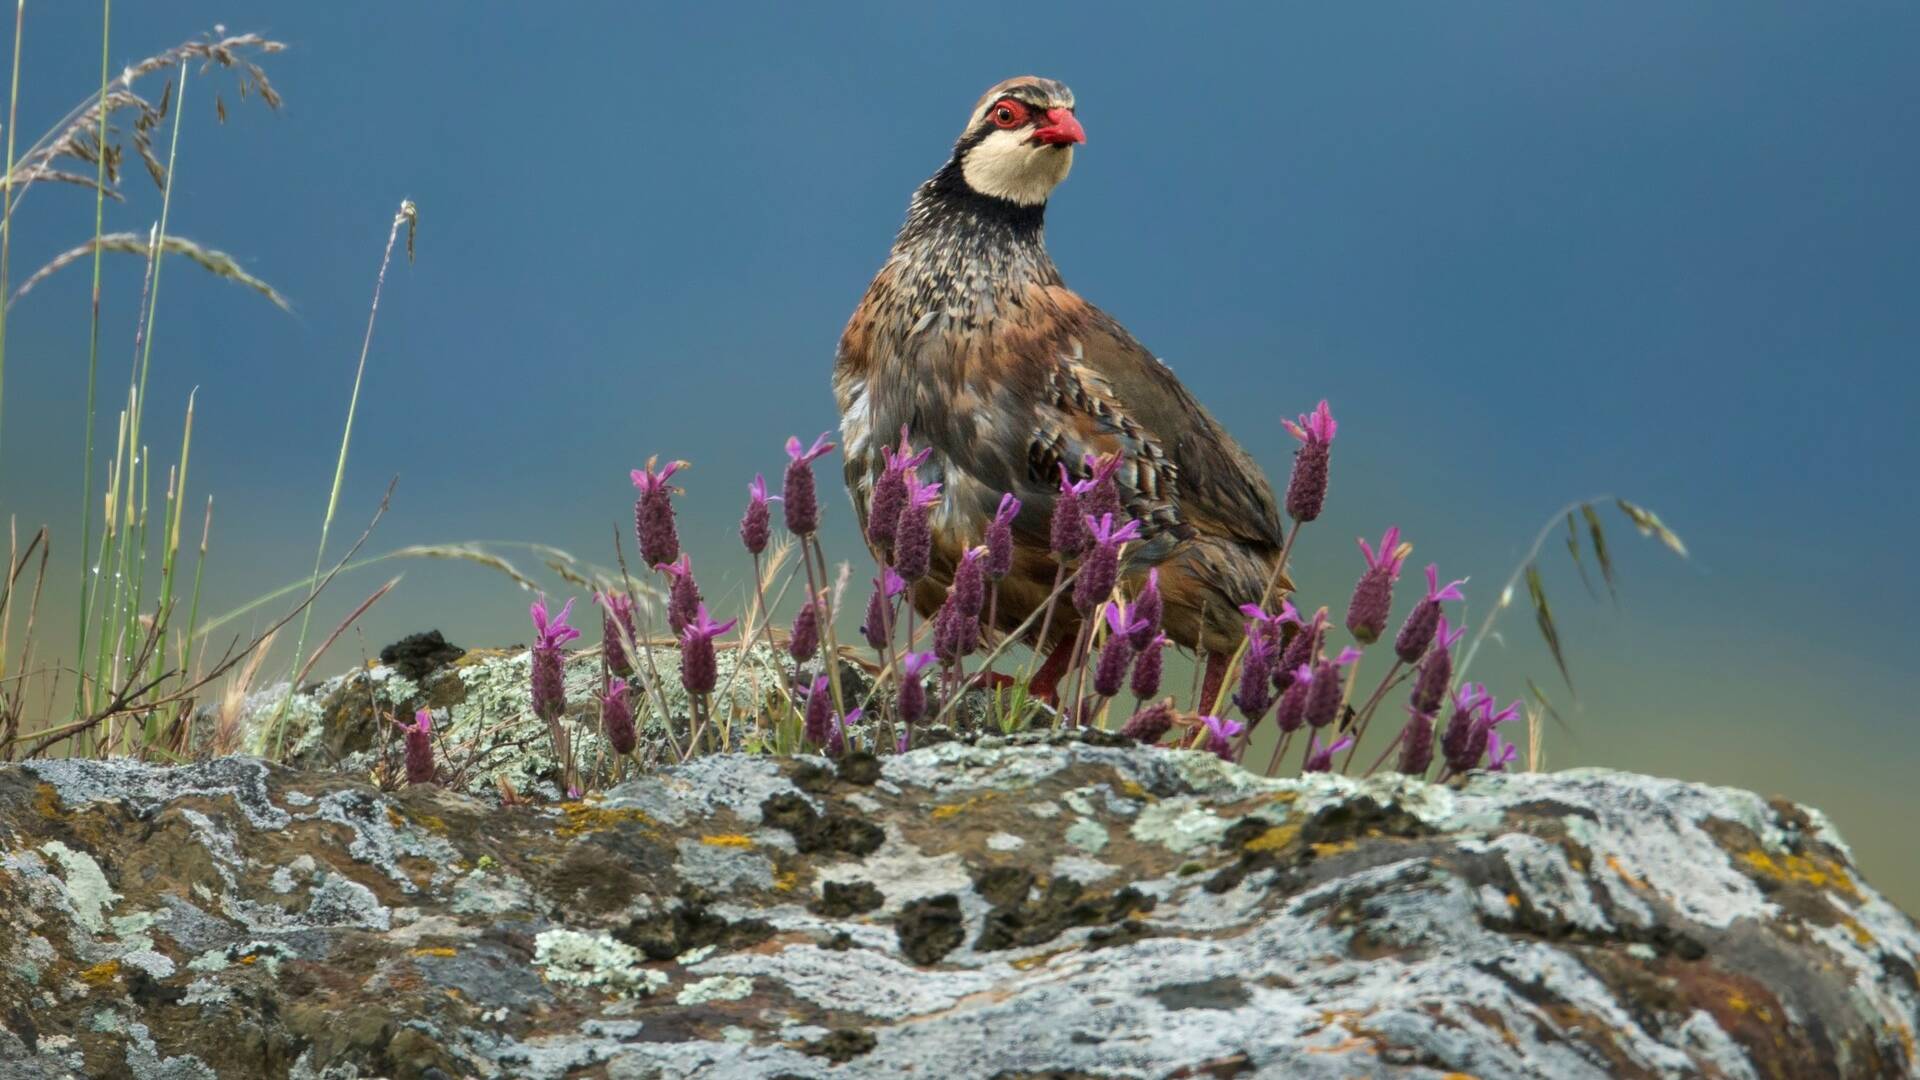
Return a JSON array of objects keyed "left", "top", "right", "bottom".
[
  {"left": 1486, "top": 728, "right": 1519, "bottom": 772},
  {"left": 1345, "top": 526, "right": 1406, "bottom": 645},
  {"left": 1129, "top": 568, "right": 1164, "bottom": 649},
  {"left": 1396, "top": 706, "right": 1435, "bottom": 776},
  {"left": 986, "top": 493, "right": 1020, "bottom": 580},
  {"left": 403, "top": 709, "right": 434, "bottom": 785},
  {"left": 867, "top": 429, "right": 931, "bottom": 559},
  {"left": 678, "top": 604, "right": 736, "bottom": 696},
  {"left": 1277, "top": 607, "right": 1324, "bottom": 692},
  {"left": 892, "top": 473, "right": 941, "bottom": 582},
  {"left": 1080, "top": 452, "right": 1125, "bottom": 524},
  {"left": 783, "top": 433, "right": 835, "bottom": 537},
  {"left": 1280, "top": 400, "right": 1336, "bottom": 524},
  {"left": 801, "top": 674, "right": 834, "bottom": 748},
  {"left": 1439, "top": 683, "right": 1491, "bottom": 773},
  {"left": 951, "top": 546, "right": 987, "bottom": 620},
  {"left": 1411, "top": 613, "right": 1464, "bottom": 715},
  {"left": 1094, "top": 601, "right": 1146, "bottom": 698},
  {"left": 1050, "top": 465, "right": 1093, "bottom": 559},
  {"left": 1275, "top": 668, "right": 1311, "bottom": 733},
  {"left": 789, "top": 592, "right": 822, "bottom": 663},
  {"left": 933, "top": 592, "right": 979, "bottom": 663},
  {"left": 1201, "top": 714, "right": 1245, "bottom": 760},
  {"left": 596, "top": 590, "right": 637, "bottom": 679},
  {"left": 1234, "top": 625, "right": 1280, "bottom": 724},
  {"left": 601, "top": 678, "right": 637, "bottom": 756},
  {"left": 630, "top": 458, "right": 684, "bottom": 569},
  {"left": 740, "top": 474, "right": 774, "bottom": 556},
  {"left": 530, "top": 597, "right": 580, "bottom": 722},
  {"left": 1304, "top": 647, "right": 1363, "bottom": 731},
  {"left": 1131, "top": 631, "right": 1167, "bottom": 700},
  {"left": 661, "top": 554, "right": 701, "bottom": 637},
  {"left": 1073, "top": 513, "right": 1142, "bottom": 614},
  {"left": 1120, "top": 700, "right": 1175, "bottom": 744},
  {"left": 861, "top": 568, "right": 906, "bottom": 650},
  {"left": 1394, "top": 564, "right": 1467, "bottom": 664},
  {"left": 828, "top": 706, "right": 857, "bottom": 756},
  {"left": 899, "top": 651, "right": 937, "bottom": 725},
  {"left": 1304, "top": 733, "right": 1356, "bottom": 774}
]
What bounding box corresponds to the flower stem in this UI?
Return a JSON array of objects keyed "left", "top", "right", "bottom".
[{"left": 1338, "top": 659, "right": 1402, "bottom": 773}]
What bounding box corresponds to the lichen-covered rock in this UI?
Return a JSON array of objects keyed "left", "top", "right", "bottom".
[{"left": 1, "top": 740, "right": 1915, "bottom": 1078}]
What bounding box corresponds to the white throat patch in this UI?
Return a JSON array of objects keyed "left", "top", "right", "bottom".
[{"left": 961, "top": 128, "right": 1074, "bottom": 207}]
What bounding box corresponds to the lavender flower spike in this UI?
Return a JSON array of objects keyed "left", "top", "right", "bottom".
[
  {"left": 1120, "top": 700, "right": 1175, "bottom": 744},
  {"left": 1394, "top": 563, "right": 1468, "bottom": 664},
  {"left": 986, "top": 493, "right": 1021, "bottom": 580},
  {"left": 530, "top": 597, "right": 580, "bottom": 722},
  {"left": 661, "top": 554, "right": 702, "bottom": 637},
  {"left": 740, "top": 474, "right": 774, "bottom": 555},
  {"left": 1094, "top": 601, "right": 1146, "bottom": 698},
  {"left": 1234, "top": 625, "right": 1279, "bottom": 723},
  {"left": 861, "top": 568, "right": 907, "bottom": 650},
  {"left": 1051, "top": 465, "right": 1094, "bottom": 559},
  {"left": 1073, "top": 513, "right": 1143, "bottom": 614},
  {"left": 601, "top": 678, "right": 637, "bottom": 756},
  {"left": 1303, "top": 646, "right": 1363, "bottom": 731},
  {"left": 403, "top": 709, "right": 434, "bottom": 785},
  {"left": 789, "top": 592, "right": 822, "bottom": 662},
  {"left": 678, "top": 604, "right": 737, "bottom": 696},
  {"left": 596, "top": 590, "right": 638, "bottom": 678},
  {"left": 1280, "top": 399, "right": 1336, "bottom": 524},
  {"left": 1130, "top": 568, "right": 1164, "bottom": 649},
  {"left": 1303, "top": 733, "right": 1356, "bottom": 773},
  {"left": 867, "top": 428, "right": 932, "bottom": 558},
  {"left": 1201, "top": 714, "right": 1245, "bottom": 761},
  {"left": 1345, "top": 525, "right": 1406, "bottom": 645},
  {"left": 898, "top": 651, "right": 937, "bottom": 725},
  {"left": 1485, "top": 728, "right": 1520, "bottom": 772},
  {"left": 1130, "top": 631, "right": 1167, "bottom": 700},
  {"left": 1396, "top": 706, "right": 1435, "bottom": 776},
  {"left": 1080, "top": 451, "right": 1125, "bottom": 524},
  {"left": 801, "top": 674, "right": 834, "bottom": 748},
  {"left": 892, "top": 473, "right": 942, "bottom": 583},
  {"left": 1439, "top": 683, "right": 1491, "bottom": 773},
  {"left": 1412, "top": 613, "right": 1464, "bottom": 715},
  {"left": 630, "top": 458, "right": 685, "bottom": 569},
  {"left": 782, "top": 432, "right": 835, "bottom": 537}
]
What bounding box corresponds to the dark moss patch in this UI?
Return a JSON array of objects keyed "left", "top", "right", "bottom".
[
  {"left": 1151, "top": 976, "right": 1251, "bottom": 1011},
  {"left": 759, "top": 792, "right": 885, "bottom": 856},
  {"left": 971, "top": 865, "right": 1037, "bottom": 908},
  {"left": 1086, "top": 918, "right": 1156, "bottom": 950},
  {"left": 791, "top": 761, "right": 837, "bottom": 794},
  {"left": 975, "top": 878, "right": 1155, "bottom": 952},
  {"left": 802, "top": 1027, "right": 878, "bottom": 1064},
  {"left": 618, "top": 890, "right": 774, "bottom": 961},
  {"left": 896, "top": 894, "right": 966, "bottom": 965},
  {"left": 379, "top": 630, "right": 465, "bottom": 682},
  {"left": 836, "top": 752, "right": 882, "bottom": 786},
  {"left": 823, "top": 931, "right": 855, "bottom": 951},
  {"left": 811, "top": 879, "right": 884, "bottom": 917}
]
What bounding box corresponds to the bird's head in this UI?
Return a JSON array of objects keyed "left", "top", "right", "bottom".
[{"left": 951, "top": 76, "right": 1084, "bottom": 207}]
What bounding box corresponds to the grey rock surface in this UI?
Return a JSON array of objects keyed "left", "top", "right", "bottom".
[{"left": 2, "top": 739, "right": 1916, "bottom": 1078}]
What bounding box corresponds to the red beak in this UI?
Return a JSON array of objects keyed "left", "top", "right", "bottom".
[{"left": 1033, "top": 107, "right": 1086, "bottom": 146}]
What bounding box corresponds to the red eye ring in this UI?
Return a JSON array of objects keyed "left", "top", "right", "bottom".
[{"left": 990, "top": 98, "right": 1028, "bottom": 129}]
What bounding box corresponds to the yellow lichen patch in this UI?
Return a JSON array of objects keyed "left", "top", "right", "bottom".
[
  {"left": 1726, "top": 992, "right": 1749, "bottom": 1013},
  {"left": 79, "top": 960, "right": 120, "bottom": 985},
  {"left": 1242, "top": 825, "right": 1301, "bottom": 854},
  {"left": 417, "top": 815, "right": 449, "bottom": 835},
  {"left": 700, "top": 834, "right": 754, "bottom": 848},
  {"left": 1441, "top": 1074, "right": 1482, "bottom": 1080},
  {"left": 1118, "top": 780, "right": 1150, "bottom": 801},
  {"left": 1267, "top": 790, "right": 1300, "bottom": 805},
  {"left": 556, "top": 802, "right": 654, "bottom": 839},
  {"left": 773, "top": 870, "right": 801, "bottom": 893},
  {"left": 1840, "top": 916, "right": 1875, "bottom": 947},
  {"left": 931, "top": 790, "right": 1002, "bottom": 820},
  {"left": 1607, "top": 855, "right": 1650, "bottom": 891},
  {"left": 409, "top": 947, "right": 457, "bottom": 958},
  {"left": 1893, "top": 1023, "right": 1915, "bottom": 1062},
  {"left": 1310, "top": 840, "right": 1357, "bottom": 858},
  {"left": 34, "top": 783, "right": 63, "bottom": 819},
  {"left": 239, "top": 955, "right": 259, "bottom": 966},
  {"left": 1738, "top": 849, "right": 1860, "bottom": 899},
  {"left": 1505, "top": 893, "right": 1521, "bottom": 909},
  {"left": 1010, "top": 948, "right": 1074, "bottom": 971},
  {"left": 387, "top": 807, "right": 407, "bottom": 829}
]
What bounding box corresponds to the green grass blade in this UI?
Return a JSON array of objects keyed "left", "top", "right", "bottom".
[
  {"left": 74, "top": 0, "right": 114, "bottom": 719},
  {"left": 1581, "top": 503, "right": 1616, "bottom": 600},
  {"left": 1524, "top": 561, "right": 1574, "bottom": 695}
]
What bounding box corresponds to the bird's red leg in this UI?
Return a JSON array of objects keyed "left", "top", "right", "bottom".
[
  {"left": 1199, "top": 652, "right": 1229, "bottom": 714},
  {"left": 1026, "top": 638, "right": 1079, "bottom": 703}
]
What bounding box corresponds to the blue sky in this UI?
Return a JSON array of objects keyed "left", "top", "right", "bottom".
[{"left": 4, "top": 3, "right": 1916, "bottom": 904}]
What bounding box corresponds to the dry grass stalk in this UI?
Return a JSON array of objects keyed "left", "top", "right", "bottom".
[{"left": 10, "top": 232, "right": 291, "bottom": 311}]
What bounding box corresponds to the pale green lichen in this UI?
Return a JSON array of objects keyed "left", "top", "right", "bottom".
[
  {"left": 1129, "top": 799, "right": 1231, "bottom": 854},
  {"left": 39, "top": 841, "right": 119, "bottom": 933},
  {"left": 675, "top": 975, "right": 753, "bottom": 1006},
  {"left": 1065, "top": 818, "right": 1109, "bottom": 854},
  {"left": 533, "top": 929, "right": 668, "bottom": 997}
]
